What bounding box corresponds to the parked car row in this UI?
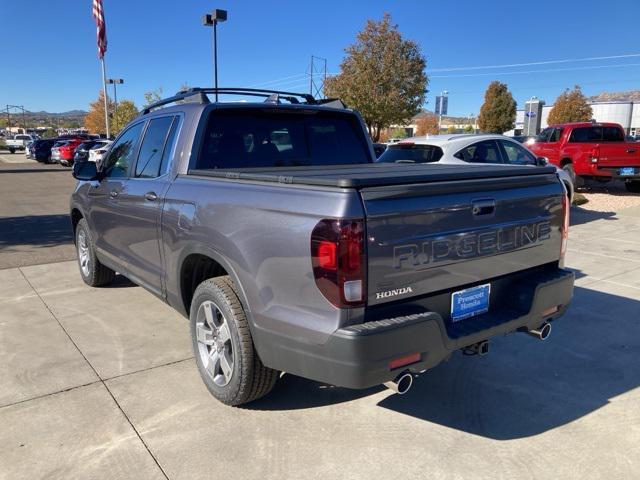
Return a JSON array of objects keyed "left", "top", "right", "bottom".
[{"left": 26, "top": 135, "right": 112, "bottom": 166}]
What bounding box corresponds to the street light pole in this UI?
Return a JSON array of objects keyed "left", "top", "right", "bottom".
[
  {"left": 202, "top": 9, "right": 228, "bottom": 102},
  {"left": 107, "top": 78, "right": 124, "bottom": 130}
]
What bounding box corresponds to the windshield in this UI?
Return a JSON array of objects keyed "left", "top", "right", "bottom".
[
  {"left": 194, "top": 109, "right": 371, "bottom": 170},
  {"left": 376, "top": 144, "right": 443, "bottom": 163}
]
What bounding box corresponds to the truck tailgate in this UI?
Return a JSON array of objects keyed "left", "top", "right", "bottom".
[{"left": 362, "top": 171, "right": 564, "bottom": 306}]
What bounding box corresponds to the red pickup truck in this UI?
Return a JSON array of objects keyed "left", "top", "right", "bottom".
[{"left": 530, "top": 122, "right": 640, "bottom": 192}]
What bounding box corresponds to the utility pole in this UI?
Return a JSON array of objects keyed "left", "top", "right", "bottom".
[
  {"left": 309, "top": 55, "right": 327, "bottom": 99},
  {"left": 202, "top": 9, "right": 228, "bottom": 102}
]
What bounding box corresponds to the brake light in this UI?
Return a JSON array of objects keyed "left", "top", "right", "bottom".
[
  {"left": 311, "top": 219, "right": 366, "bottom": 307},
  {"left": 560, "top": 193, "right": 570, "bottom": 260},
  {"left": 589, "top": 146, "right": 599, "bottom": 163}
]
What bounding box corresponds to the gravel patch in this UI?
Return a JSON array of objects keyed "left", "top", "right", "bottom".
[{"left": 577, "top": 179, "right": 640, "bottom": 212}]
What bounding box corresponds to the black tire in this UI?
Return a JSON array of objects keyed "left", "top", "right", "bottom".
[
  {"left": 190, "top": 276, "right": 278, "bottom": 406},
  {"left": 75, "top": 218, "right": 116, "bottom": 287},
  {"left": 625, "top": 180, "right": 640, "bottom": 193},
  {"left": 9, "top": 148, "right": 15, "bottom": 154},
  {"left": 562, "top": 163, "right": 584, "bottom": 188}
]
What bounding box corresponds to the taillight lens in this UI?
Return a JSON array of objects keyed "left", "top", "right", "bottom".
[
  {"left": 560, "top": 193, "right": 570, "bottom": 260},
  {"left": 311, "top": 219, "right": 366, "bottom": 308},
  {"left": 589, "top": 146, "right": 599, "bottom": 163}
]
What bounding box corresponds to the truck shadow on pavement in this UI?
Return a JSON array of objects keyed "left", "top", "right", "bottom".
[
  {"left": 570, "top": 207, "right": 617, "bottom": 226},
  {"left": 253, "top": 285, "right": 640, "bottom": 440},
  {"left": 0, "top": 214, "right": 73, "bottom": 249}
]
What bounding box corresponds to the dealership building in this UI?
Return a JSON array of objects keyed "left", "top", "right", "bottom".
[{"left": 513, "top": 99, "right": 640, "bottom": 136}]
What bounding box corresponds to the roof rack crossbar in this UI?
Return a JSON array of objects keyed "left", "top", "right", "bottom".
[{"left": 142, "top": 87, "right": 321, "bottom": 114}]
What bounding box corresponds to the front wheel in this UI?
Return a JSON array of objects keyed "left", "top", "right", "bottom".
[
  {"left": 75, "top": 218, "right": 116, "bottom": 287},
  {"left": 190, "top": 276, "right": 279, "bottom": 406},
  {"left": 625, "top": 180, "right": 640, "bottom": 193},
  {"left": 9, "top": 148, "right": 15, "bottom": 154}
]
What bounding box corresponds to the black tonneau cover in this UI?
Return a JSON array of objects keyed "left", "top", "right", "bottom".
[{"left": 189, "top": 163, "right": 557, "bottom": 188}]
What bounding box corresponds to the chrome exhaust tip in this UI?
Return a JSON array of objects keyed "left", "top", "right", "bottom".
[
  {"left": 384, "top": 372, "right": 413, "bottom": 395},
  {"left": 527, "top": 321, "right": 552, "bottom": 340}
]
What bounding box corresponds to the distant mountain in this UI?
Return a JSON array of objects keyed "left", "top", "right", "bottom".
[
  {"left": 588, "top": 90, "right": 640, "bottom": 103},
  {"left": 25, "top": 110, "right": 88, "bottom": 117}
]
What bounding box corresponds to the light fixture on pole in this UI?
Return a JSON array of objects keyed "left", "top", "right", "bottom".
[
  {"left": 202, "top": 9, "right": 227, "bottom": 102},
  {"left": 107, "top": 78, "right": 124, "bottom": 128}
]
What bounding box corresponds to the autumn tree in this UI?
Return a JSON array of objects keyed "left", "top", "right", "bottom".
[
  {"left": 324, "top": 14, "right": 427, "bottom": 141},
  {"left": 415, "top": 115, "right": 439, "bottom": 135},
  {"left": 85, "top": 91, "right": 139, "bottom": 135},
  {"left": 478, "top": 81, "right": 516, "bottom": 134},
  {"left": 547, "top": 85, "right": 592, "bottom": 125},
  {"left": 85, "top": 91, "right": 114, "bottom": 135}
]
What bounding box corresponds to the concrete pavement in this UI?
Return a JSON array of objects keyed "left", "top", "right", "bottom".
[
  {"left": 0, "top": 160, "right": 77, "bottom": 269},
  {"left": 1, "top": 204, "right": 640, "bottom": 478}
]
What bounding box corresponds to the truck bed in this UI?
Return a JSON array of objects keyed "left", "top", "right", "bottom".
[{"left": 189, "top": 163, "right": 558, "bottom": 188}]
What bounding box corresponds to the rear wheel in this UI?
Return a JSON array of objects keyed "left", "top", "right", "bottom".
[
  {"left": 75, "top": 218, "right": 116, "bottom": 287},
  {"left": 190, "top": 276, "right": 279, "bottom": 406},
  {"left": 625, "top": 180, "right": 640, "bottom": 193}
]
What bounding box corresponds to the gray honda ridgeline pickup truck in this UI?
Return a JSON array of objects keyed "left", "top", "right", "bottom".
[{"left": 70, "top": 88, "right": 574, "bottom": 406}]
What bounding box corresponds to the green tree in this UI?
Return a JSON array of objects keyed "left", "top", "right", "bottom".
[
  {"left": 324, "top": 13, "right": 428, "bottom": 141},
  {"left": 388, "top": 127, "right": 408, "bottom": 139},
  {"left": 464, "top": 124, "right": 475, "bottom": 133},
  {"left": 144, "top": 87, "right": 164, "bottom": 107},
  {"left": 447, "top": 125, "right": 457, "bottom": 134},
  {"left": 112, "top": 100, "right": 139, "bottom": 134},
  {"left": 548, "top": 85, "right": 593, "bottom": 125},
  {"left": 478, "top": 81, "right": 517, "bottom": 134}
]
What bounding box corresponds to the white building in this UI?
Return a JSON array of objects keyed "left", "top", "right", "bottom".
[{"left": 514, "top": 101, "right": 640, "bottom": 136}]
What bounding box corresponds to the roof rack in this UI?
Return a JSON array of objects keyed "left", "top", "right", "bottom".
[{"left": 141, "top": 87, "right": 346, "bottom": 114}]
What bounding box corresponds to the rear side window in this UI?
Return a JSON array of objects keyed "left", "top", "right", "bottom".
[
  {"left": 377, "top": 144, "right": 443, "bottom": 163},
  {"left": 454, "top": 140, "right": 502, "bottom": 163},
  {"left": 499, "top": 140, "right": 537, "bottom": 165},
  {"left": 603, "top": 126, "right": 624, "bottom": 142},
  {"left": 195, "top": 109, "right": 371, "bottom": 169},
  {"left": 135, "top": 116, "right": 175, "bottom": 178},
  {"left": 569, "top": 127, "right": 602, "bottom": 143}
]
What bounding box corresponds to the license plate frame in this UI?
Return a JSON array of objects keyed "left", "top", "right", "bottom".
[
  {"left": 451, "top": 283, "right": 491, "bottom": 322},
  {"left": 620, "top": 167, "right": 635, "bottom": 176}
]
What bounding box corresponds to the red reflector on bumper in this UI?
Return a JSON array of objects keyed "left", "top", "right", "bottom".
[{"left": 389, "top": 353, "right": 421, "bottom": 370}]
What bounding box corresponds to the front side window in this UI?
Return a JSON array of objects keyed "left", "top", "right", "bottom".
[
  {"left": 500, "top": 140, "right": 537, "bottom": 165},
  {"left": 135, "top": 116, "right": 175, "bottom": 178},
  {"left": 103, "top": 122, "right": 144, "bottom": 178},
  {"left": 195, "top": 109, "right": 370, "bottom": 170},
  {"left": 454, "top": 140, "right": 502, "bottom": 163}
]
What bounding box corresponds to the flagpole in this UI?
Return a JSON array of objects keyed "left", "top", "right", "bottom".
[{"left": 100, "top": 57, "right": 110, "bottom": 138}]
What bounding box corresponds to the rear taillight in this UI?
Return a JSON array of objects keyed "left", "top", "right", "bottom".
[
  {"left": 560, "top": 193, "right": 570, "bottom": 260},
  {"left": 311, "top": 219, "right": 366, "bottom": 308},
  {"left": 589, "top": 146, "right": 599, "bottom": 163}
]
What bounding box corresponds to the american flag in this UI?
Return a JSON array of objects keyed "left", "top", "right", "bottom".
[{"left": 92, "top": 0, "right": 107, "bottom": 59}]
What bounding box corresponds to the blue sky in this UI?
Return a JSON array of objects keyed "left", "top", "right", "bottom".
[{"left": 2, "top": 0, "right": 640, "bottom": 116}]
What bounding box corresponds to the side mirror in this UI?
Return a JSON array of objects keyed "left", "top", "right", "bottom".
[
  {"left": 536, "top": 156, "right": 549, "bottom": 166},
  {"left": 72, "top": 161, "right": 100, "bottom": 181}
]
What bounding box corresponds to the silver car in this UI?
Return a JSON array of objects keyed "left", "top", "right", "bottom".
[{"left": 378, "top": 134, "right": 574, "bottom": 203}]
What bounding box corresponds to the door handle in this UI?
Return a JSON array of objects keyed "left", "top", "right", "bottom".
[
  {"left": 627, "top": 149, "right": 637, "bottom": 154},
  {"left": 109, "top": 190, "right": 119, "bottom": 198},
  {"left": 144, "top": 191, "right": 158, "bottom": 201},
  {"left": 472, "top": 199, "right": 496, "bottom": 216}
]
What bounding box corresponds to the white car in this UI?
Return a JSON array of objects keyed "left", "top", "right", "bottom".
[
  {"left": 88, "top": 140, "right": 113, "bottom": 165},
  {"left": 378, "top": 134, "right": 574, "bottom": 203}
]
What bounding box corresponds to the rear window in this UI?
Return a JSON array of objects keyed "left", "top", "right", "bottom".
[
  {"left": 569, "top": 127, "right": 602, "bottom": 143},
  {"left": 376, "top": 144, "right": 443, "bottom": 163},
  {"left": 194, "top": 109, "right": 371, "bottom": 170},
  {"left": 603, "top": 126, "right": 624, "bottom": 142}
]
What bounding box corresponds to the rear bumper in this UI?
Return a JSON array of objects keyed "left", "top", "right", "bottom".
[
  {"left": 257, "top": 268, "right": 574, "bottom": 389},
  {"left": 593, "top": 165, "right": 640, "bottom": 179}
]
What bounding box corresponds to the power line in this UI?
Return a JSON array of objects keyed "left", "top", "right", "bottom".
[
  {"left": 428, "top": 53, "right": 640, "bottom": 72},
  {"left": 431, "top": 62, "right": 640, "bottom": 78}
]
